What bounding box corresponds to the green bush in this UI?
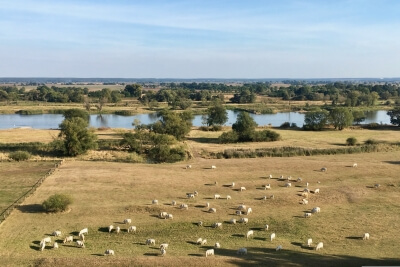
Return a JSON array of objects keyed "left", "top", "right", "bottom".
[
  {"left": 218, "top": 131, "right": 239, "bottom": 143},
  {"left": 16, "top": 109, "right": 43, "bottom": 115},
  {"left": 346, "top": 137, "right": 358, "bottom": 146},
  {"left": 365, "top": 139, "right": 378, "bottom": 145},
  {"left": 42, "top": 194, "right": 73, "bottom": 213},
  {"left": 114, "top": 110, "right": 134, "bottom": 116},
  {"left": 280, "top": 122, "right": 291, "bottom": 128},
  {"left": 253, "top": 130, "right": 281, "bottom": 142},
  {"left": 9, "top": 151, "right": 31, "bottom": 161}
]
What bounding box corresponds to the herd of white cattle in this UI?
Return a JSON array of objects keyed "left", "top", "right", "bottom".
[{"left": 36, "top": 162, "right": 372, "bottom": 258}]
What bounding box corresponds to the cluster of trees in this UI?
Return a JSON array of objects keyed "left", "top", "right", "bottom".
[
  {"left": 303, "top": 107, "right": 367, "bottom": 130},
  {"left": 219, "top": 112, "right": 281, "bottom": 143}
]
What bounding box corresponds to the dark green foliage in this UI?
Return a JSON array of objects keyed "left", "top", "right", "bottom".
[
  {"left": 352, "top": 110, "right": 366, "bottom": 124},
  {"left": 114, "top": 110, "right": 134, "bottom": 116},
  {"left": 219, "top": 112, "right": 280, "bottom": 143},
  {"left": 218, "top": 131, "right": 239, "bottom": 143},
  {"left": 280, "top": 122, "right": 291, "bottom": 128},
  {"left": 63, "top": 109, "right": 89, "bottom": 122},
  {"left": 150, "top": 109, "right": 193, "bottom": 140},
  {"left": 124, "top": 84, "right": 142, "bottom": 97},
  {"left": 303, "top": 110, "right": 329, "bottom": 131},
  {"left": 147, "top": 133, "right": 186, "bottom": 163},
  {"left": 346, "top": 137, "right": 358, "bottom": 146},
  {"left": 42, "top": 194, "right": 73, "bottom": 213},
  {"left": 387, "top": 107, "right": 400, "bottom": 126},
  {"left": 8, "top": 151, "right": 31, "bottom": 161},
  {"left": 232, "top": 112, "right": 258, "bottom": 141},
  {"left": 252, "top": 130, "right": 281, "bottom": 142},
  {"left": 230, "top": 89, "right": 256, "bottom": 103},
  {"left": 329, "top": 107, "right": 354, "bottom": 130},
  {"left": 206, "top": 103, "right": 228, "bottom": 126},
  {"left": 365, "top": 139, "right": 378, "bottom": 145},
  {"left": 59, "top": 117, "right": 98, "bottom": 156}
]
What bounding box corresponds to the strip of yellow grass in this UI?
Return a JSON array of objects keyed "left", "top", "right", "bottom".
[{"left": 0, "top": 152, "right": 399, "bottom": 266}]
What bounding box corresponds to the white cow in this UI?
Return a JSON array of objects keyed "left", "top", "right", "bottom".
[
  {"left": 196, "top": 238, "right": 203, "bottom": 245},
  {"left": 230, "top": 218, "right": 237, "bottom": 224},
  {"left": 276, "top": 245, "right": 283, "bottom": 251},
  {"left": 316, "top": 242, "right": 323, "bottom": 251},
  {"left": 226, "top": 195, "right": 231, "bottom": 200},
  {"left": 53, "top": 242, "right": 59, "bottom": 249},
  {"left": 363, "top": 233, "right": 370, "bottom": 240},
  {"left": 160, "top": 243, "right": 169, "bottom": 250},
  {"left": 128, "top": 226, "right": 137, "bottom": 233},
  {"left": 240, "top": 186, "right": 246, "bottom": 191},
  {"left": 104, "top": 249, "right": 115, "bottom": 256},
  {"left": 321, "top": 167, "right": 327, "bottom": 172},
  {"left": 116, "top": 226, "right": 120, "bottom": 234},
  {"left": 214, "top": 242, "right": 221, "bottom": 248},
  {"left": 152, "top": 199, "right": 158, "bottom": 205},
  {"left": 124, "top": 218, "right": 132, "bottom": 224},
  {"left": 40, "top": 237, "right": 51, "bottom": 247},
  {"left": 311, "top": 207, "right": 321, "bottom": 213},
  {"left": 239, "top": 218, "right": 249, "bottom": 224},
  {"left": 205, "top": 249, "right": 214, "bottom": 257},
  {"left": 246, "top": 230, "right": 254, "bottom": 239},
  {"left": 146, "top": 239, "right": 156, "bottom": 246},
  {"left": 264, "top": 224, "right": 269, "bottom": 231},
  {"left": 307, "top": 238, "right": 313, "bottom": 247},
  {"left": 214, "top": 194, "right": 221, "bottom": 199},
  {"left": 160, "top": 248, "right": 166, "bottom": 256},
  {"left": 211, "top": 165, "right": 217, "bottom": 169},
  {"left": 304, "top": 212, "right": 312, "bottom": 218},
  {"left": 63, "top": 236, "right": 73, "bottom": 244},
  {"left": 79, "top": 228, "right": 88, "bottom": 236},
  {"left": 247, "top": 207, "right": 252, "bottom": 215},
  {"left": 76, "top": 240, "right": 85, "bottom": 248},
  {"left": 314, "top": 188, "right": 320, "bottom": 194},
  {"left": 52, "top": 230, "right": 61, "bottom": 237},
  {"left": 271, "top": 233, "right": 276, "bottom": 241},
  {"left": 353, "top": 163, "right": 358, "bottom": 168},
  {"left": 285, "top": 183, "right": 292, "bottom": 187},
  {"left": 108, "top": 225, "right": 114, "bottom": 233},
  {"left": 160, "top": 212, "right": 168, "bottom": 219},
  {"left": 208, "top": 208, "right": 217, "bottom": 213}
]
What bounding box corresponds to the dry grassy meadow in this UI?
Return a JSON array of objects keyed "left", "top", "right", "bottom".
[{"left": 0, "top": 127, "right": 400, "bottom": 266}]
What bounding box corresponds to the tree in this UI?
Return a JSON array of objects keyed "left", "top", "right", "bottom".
[
  {"left": 59, "top": 117, "right": 97, "bottom": 156},
  {"left": 232, "top": 112, "right": 258, "bottom": 141},
  {"left": 329, "top": 107, "right": 353, "bottom": 130},
  {"left": 206, "top": 103, "right": 228, "bottom": 126},
  {"left": 124, "top": 84, "right": 142, "bottom": 97},
  {"left": 352, "top": 110, "right": 366, "bottom": 125},
  {"left": 63, "top": 109, "right": 89, "bottom": 122},
  {"left": 387, "top": 107, "right": 400, "bottom": 126},
  {"left": 150, "top": 109, "right": 193, "bottom": 140},
  {"left": 303, "top": 110, "right": 329, "bottom": 131},
  {"left": 42, "top": 194, "right": 72, "bottom": 213}
]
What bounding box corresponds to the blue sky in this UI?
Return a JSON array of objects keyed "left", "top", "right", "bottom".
[{"left": 0, "top": 0, "right": 399, "bottom": 78}]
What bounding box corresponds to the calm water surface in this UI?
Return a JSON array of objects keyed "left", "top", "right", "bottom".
[{"left": 0, "top": 110, "right": 391, "bottom": 129}]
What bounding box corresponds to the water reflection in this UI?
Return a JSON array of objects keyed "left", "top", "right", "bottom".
[{"left": 0, "top": 110, "right": 392, "bottom": 129}]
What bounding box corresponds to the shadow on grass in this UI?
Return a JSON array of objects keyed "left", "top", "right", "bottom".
[
  {"left": 187, "top": 137, "right": 219, "bottom": 144},
  {"left": 16, "top": 204, "right": 44, "bottom": 213},
  {"left": 91, "top": 253, "right": 104, "bottom": 257},
  {"left": 188, "top": 253, "right": 203, "bottom": 257},
  {"left": 98, "top": 227, "right": 109, "bottom": 233},
  {"left": 383, "top": 161, "right": 400, "bottom": 165},
  {"left": 253, "top": 237, "right": 267, "bottom": 241},
  {"left": 186, "top": 241, "right": 198, "bottom": 245},
  {"left": 70, "top": 231, "right": 79, "bottom": 236},
  {"left": 204, "top": 183, "right": 216, "bottom": 186},
  {"left": 232, "top": 234, "right": 244, "bottom": 238},
  {"left": 143, "top": 252, "right": 159, "bottom": 256},
  {"left": 346, "top": 236, "right": 363, "bottom": 240},
  {"left": 195, "top": 205, "right": 207, "bottom": 208}
]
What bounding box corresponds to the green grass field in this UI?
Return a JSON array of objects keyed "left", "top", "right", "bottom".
[{"left": 0, "top": 151, "right": 399, "bottom": 266}]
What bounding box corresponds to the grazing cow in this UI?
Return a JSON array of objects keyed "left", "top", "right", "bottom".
[
  {"left": 76, "top": 240, "right": 85, "bottom": 248},
  {"left": 304, "top": 212, "right": 312, "bottom": 218},
  {"left": 240, "top": 186, "right": 246, "bottom": 191},
  {"left": 205, "top": 249, "right": 214, "bottom": 257},
  {"left": 246, "top": 230, "right": 254, "bottom": 239},
  {"left": 353, "top": 163, "right": 358, "bottom": 168},
  {"left": 311, "top": 207, "right": 321, "bottom": 213},
  {"left": 160, "top": 212, "right": 168, "bottom": 219},
  {"left": 264, "top": 224, "right": 269, "bottom": 231},
  {"left": 237, "top": 247, "right": 247, "bottom": 255},
  {"left": 146, "top": 239, "right": 156, "bottom": 246},
  {"left": 208, "top": 208, "right": 217, "bottom": 213},
  {"left": 152, "top": 199, "right": 158, "bottom": 205},
  {"left": 128, "top": 226, "right": 137, "bottom": 233},
  {"left": 186, "top": 165, "right": 192, "bottom": 169},
  {"left": 196, "top": 238, "right": 203, "bottom": 245},
  {"left": 214, "top": 194, "right": 221, "bottom": 199},
  {"left": 201, "top": 239, "right": 207, "bottom": 245},
  {"left": 63, "top": 236, "right": 74, "bottom": 244},
  {"left": 104, "top": 249, "right": 115, "bottom": 256},
  {"left": 236, "top": 210, "right": 242, "bottom": 216},
  {"left": 238, "top": 204, "right": 247, "bottom": 211},
  {"left": 264, "top": 184, "right": 271, "bottom": 190},
  {"left": 166, "top": 214, "right": 173, "bottom": 219},
  {"left": 316, "top": 242, "right": 323, "bottom": 251},
  {"left": 314, "top": 188, "right": 320, "bottom": 194},
  {"left": 226, "top": 195, "right": 231, "bottom": 200},
  {"left": 198, "top": 221, "right": 203, "bottom": 227},
  {"left": 239, "top": 218, "right": 249, "bottom": 224},
  {"left": 124, "top": 218, "right": 132, "bottom": 224},
  {"left": 301, "top": 199, "right": 308, "bottom": 205},
  {"left": 116, "top": 226, "right": 120, "bottom": 234},
  {"left": 230, "top": 218, "right": 237, "bottom": 224},
  {"left": 40, "top": 237, "right": 51, "bottom": 247},
  {"left": 53, "top": 242, "right": 59, "bottom": 249},
  {"left": 363, "top": 233, "right": 370, "bottom": 240},
  {"left": 321, "top": 167, "right": 327, "bottom": 172},
  {"left": 268, "top": 174, "right": 273, "bottom": 179},
  {"left": 79, "top": 228, "right": 88, "bottom": 236},
  {"left": 276, "top": 245, "right": 282, "bottom": 251},
  {"left": 212, "top": 222, "right": 223, "bottom": 228},
  {"left": 285, "top": 183, "right": 291, "bottom": 188},
  {"left": 271, "top": 233, "right": 276, "bottom": 241},
  {"left": 246, "top": 207, "right": 252, "bottom": 215},
  {"left": 108, "top": 225, "right": 114, "bottom": 233},
  {"left": 215, "top": 242, "right": 221, "bottom": 248},
  {"left": 52, "top": 230, "right": 61, "bottom": 237},
  {"left": 160, "top": 248, "right": 166, "bottom": 256},
  {"left": 160, "top": 243, "right": 169, "bottom": 250},
  {"left": 171, "top": 200, "right": 177, "bottom": 206},
  {"left": 307, "top": 238, "right": 313, "bottom": 247},
  {"left": 211, "top": 165, "right": 217, "bottom": 169}
]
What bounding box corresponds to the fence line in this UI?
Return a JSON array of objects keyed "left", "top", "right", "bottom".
[{"left": 0, "top": 159, "right": 65, "bottom": 224}]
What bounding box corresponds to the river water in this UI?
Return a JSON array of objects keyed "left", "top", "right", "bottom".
[{"left": 0, "top": 110, "right": 391, "bottom": 129}]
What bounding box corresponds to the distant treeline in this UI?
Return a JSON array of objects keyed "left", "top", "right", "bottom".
[{"left": 1, "top": 82, "right": 400, "bottom": 108}]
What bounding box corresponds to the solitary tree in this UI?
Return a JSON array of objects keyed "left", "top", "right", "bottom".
[
  {"left": 150, "top": 109, "right": 193, "bottom": 140},
  {"left": 232, "top": 112, "right": 258, "bottom": 141},
  {"left": 124, "top": 84, "right": 142, "bottom": 98},
  {"left": 329, "top": 107, "right": 353, "bottom": 130},
  {"left": 59, "top": 117, "right": 97, "bottom": 156},
  {"left": 206, "top": 103, "right": 228, "bottom": 126}
]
